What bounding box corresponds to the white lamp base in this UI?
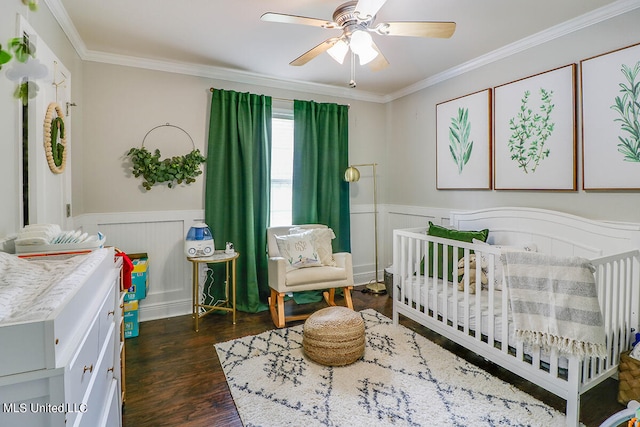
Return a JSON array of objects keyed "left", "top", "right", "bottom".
[{"left": 365, "top": 281, "right": 387, "bottom": 295}]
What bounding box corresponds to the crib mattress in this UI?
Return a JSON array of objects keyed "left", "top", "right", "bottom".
[{"left": 401, "top": 275, "right": 568, "bottom": 369}]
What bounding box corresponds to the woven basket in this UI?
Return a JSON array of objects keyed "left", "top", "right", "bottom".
[{"left": 618, "top": 350, "right": 640, "bottom": 405}]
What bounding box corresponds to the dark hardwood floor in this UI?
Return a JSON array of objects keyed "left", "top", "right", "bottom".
[{"left": 123, "top": 286, "right": 625, "bottom": 426}]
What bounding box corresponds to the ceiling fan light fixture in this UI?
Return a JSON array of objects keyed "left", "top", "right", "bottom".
[
  {"left": 349, "top": 29, "right": 372, "bottom": 54},
  {"left": 357, "top": 44, "right": 378, "bottom": 65},
  {"left": 349, "top": 29, "right": 378, "bottom": 65},
  {"left": 327, "top": 39, "right": 349, "bottom": 64}
]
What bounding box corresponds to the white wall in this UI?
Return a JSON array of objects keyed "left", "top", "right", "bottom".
[
  {"left": 385, "top": 8, "right": 640, "bottom": 223},
  {"left": 80, "top": 62, "right": 387, "bottom": 214}
]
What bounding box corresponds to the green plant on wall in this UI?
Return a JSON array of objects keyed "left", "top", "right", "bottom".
[
  {"left": 611, "top": 61, "right": 640, "bottom": 162},
  {"left": 0, "top": 2, "right": 37, "bottom": 69},
  {"left": 127, "top": 147, "right": 206, "bottom": 191},
  {"left": 1, "top": 36, "right": 37, "bottom": 104},
  {"left": 1, "top": 1, "right": 39, "bottom": 101},
  {"left": 448, "top": 107, "right": 473, "bottom": 174},
  {"left": 507, "top": 88, "right": 555, "bottom": 173}
]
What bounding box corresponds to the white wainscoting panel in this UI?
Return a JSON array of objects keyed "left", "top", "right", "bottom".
[
  {"left": 75, "top": 210, "right": 205, "bottom": 321},
  {"left": 383, "top": 205, "right": 452, "bottom": 273},
  {"left": 73, "top": 206, "right": 453, "bottom": 322},
  {"left": 351, "top": 204, "right": 453, "bottom": 283}
]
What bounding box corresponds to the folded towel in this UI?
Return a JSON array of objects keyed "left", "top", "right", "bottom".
[{"left": 502, "top": 251, "right": 606, "bottom": 359}]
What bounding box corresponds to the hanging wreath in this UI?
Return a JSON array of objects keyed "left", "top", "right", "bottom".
[
  {"left": 126, "top": 123, "right": 206, "bottom": 191},
  {"left": 43, "top": 102, "right": 67, "bottom": 174}
]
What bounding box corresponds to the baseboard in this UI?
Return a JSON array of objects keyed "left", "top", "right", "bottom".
[{"left": 138, "top": 299, "right": 192, "bottom": 322}]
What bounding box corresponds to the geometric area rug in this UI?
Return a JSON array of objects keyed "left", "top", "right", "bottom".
[{"left": 214, "top": 309, "right": 565, "bottom": 426}]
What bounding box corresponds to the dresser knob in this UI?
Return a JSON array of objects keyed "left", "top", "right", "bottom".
[
  {"left": 83, "top": 364, "right": 93, "bottom": 374},
  {"left": 108, "top": 310, "right": 115, "bottom": 317}
]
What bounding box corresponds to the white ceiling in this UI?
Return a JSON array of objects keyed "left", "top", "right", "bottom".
[{"left": 50, "top": 0, "right": 635, "bottom": 101}]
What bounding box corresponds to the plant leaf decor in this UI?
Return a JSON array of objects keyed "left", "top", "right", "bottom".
[
  {"left": 127, "top": 147, "right": 206, "bottom": 191},
  {"left": 448, "top": 107, "right": 473, "bottom": 174},
  {"left": 611, "top": 61, "right": 640, "bottom": 162},
  {"left": 507, "top": 88, "right": 555, "bottom": 174}
]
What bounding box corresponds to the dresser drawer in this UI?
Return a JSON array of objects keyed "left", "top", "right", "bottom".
[
  {"left": 66, "top": 313, "right": 100, "bottom": 409},
  {"left": 73, "top": 323, "right": 116, "bottom": 427},
  {"left": 99, "top": 379, "right": 121, "bottom": 427},
  {"left": 98, "top": 284, "right": 117, "bottom": 347}
]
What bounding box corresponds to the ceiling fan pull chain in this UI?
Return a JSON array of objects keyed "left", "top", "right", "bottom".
[{"left": 349, "top": 51, "right": 357, "bottom": 88}]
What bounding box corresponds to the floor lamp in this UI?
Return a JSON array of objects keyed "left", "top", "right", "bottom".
[{"left": 344, "top": 163, "right": 386, "bottom": 294}]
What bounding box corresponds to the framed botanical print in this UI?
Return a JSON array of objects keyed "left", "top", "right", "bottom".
[
  {"left": 436, "top": 88, "right": 492, "bottom": 190},
  {"left": 581, "top": 42, "right": 640, "bottom": 190},
  {"left": 494, "top": 64, "right": 577, "bottom": 190}
]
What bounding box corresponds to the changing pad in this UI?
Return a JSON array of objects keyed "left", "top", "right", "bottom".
[{"left": 0, "top": 249, "right": 109, "bottom": 324}]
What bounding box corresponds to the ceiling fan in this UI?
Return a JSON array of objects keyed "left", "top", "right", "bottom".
[{"left": 261, "top": 0, "right": 456, "bottom": 72}]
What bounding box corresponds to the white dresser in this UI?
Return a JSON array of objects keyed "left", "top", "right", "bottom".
[{"left": 0, "top": 248, "right": 123, "bottom": 427}]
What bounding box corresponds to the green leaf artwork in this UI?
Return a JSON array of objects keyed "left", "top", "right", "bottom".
[
  {"left": 448, "top": 107, "right": 473, "bottom": 174},
  {"left": 507, "top": 88, "right": 555, "bottom": 173},
  {"left": 611, "top": 61, "right": 640, "bottom": 162}
]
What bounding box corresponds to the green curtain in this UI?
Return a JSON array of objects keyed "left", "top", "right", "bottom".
[
  {"left": 291, "top": 100, "right": 350, "bottom": 305},
  {"left": 204, "top": 89, "right": 272, "bottom": 313},
  {"left": 292, "top": 99, "right": 351, "bottom": 253}
]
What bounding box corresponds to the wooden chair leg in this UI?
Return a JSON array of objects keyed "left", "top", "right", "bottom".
[
  {"left": 269, "top": 289, "right": 286, "bottom": 328},
  {"left": 323, "top": 287, "right": 354, "bottom": 310},
  {"left": 343, "top": 286, "right": 354, "bottom": 310},
  {"left": 323, "top": 289, "right": 337, "bottom": 306}
]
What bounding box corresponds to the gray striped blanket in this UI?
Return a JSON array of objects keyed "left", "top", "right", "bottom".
[{"left": 502, "top": 251, "right": 606, "bottom": 359}]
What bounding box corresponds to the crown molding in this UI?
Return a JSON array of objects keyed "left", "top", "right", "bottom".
[
  {"left": 82, "top": 49, "right": 387, "bottom": 103},
  {"left": 384, "top": 0, "right": 640, "bottom": 102},
  {"left": 46, "top": 0, "right": 640, "bottom": 105},
  {"left": 43, "top": 0, "right": 87, "bottom": 57},
  {"left": 43, "top": 0, "right": 386, "bottom": 103}
]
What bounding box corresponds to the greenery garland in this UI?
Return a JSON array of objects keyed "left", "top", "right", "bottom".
[{"left": 127, "top": 146, "right": 206, "bottom": 191}]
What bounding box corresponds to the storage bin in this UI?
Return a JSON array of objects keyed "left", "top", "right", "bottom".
[
  {"left": 124, "top": 300, "right": 139, "bottom": 338},
  {"left": 125, "top": 253, "right": 148, "bottom": 302},
  {"left": 384, "top": 267, "right": 393, "bottom": 296}
]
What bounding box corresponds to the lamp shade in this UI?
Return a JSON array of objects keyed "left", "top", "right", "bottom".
[
  {"left": 344, "top": 166, "right": 361, "bottom": 182},
  {"left": 349, "top": 30, "right": 373, "bottom": 55},
  {"left": 357, "top": 44, "right": 378, "bottom": 65},
  {"left": 327, "top": 39, "right": 349, "bottom": 64}
]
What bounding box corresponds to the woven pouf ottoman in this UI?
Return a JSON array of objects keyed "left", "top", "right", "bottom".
[{"left": 302, "top": 306, "right": 365, "bottom": 366}]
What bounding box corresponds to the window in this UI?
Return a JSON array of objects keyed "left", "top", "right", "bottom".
[{"left": 270, "top": 115, "right": 294, "bottom": 226}]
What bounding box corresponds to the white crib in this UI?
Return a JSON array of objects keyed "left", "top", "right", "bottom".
[{"left": 392, "top": 207, "right": 640, "bottom": 427}]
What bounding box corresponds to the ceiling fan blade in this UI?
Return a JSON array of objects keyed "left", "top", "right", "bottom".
[
  {"left": 290, "top": 38, "right": 340, "bottom": 66},
  {"left": 373, "top": 21, "right": 456, "bottom": 38},
  {"left": 354, "top": 0, "right": 387, "bottom": 20},
  {"left": 368, "top": 42, "right": 389, "bottom": 72},
  {"left": 261, "top": 12, "right": 338, "bottom": 29}
]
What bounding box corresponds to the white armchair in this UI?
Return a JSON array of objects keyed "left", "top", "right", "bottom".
[{"left": 267, "top": 224, "right": 354, "bottom": 328}]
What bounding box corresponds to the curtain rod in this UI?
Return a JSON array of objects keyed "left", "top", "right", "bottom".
[
  {"left": 209, "top": 88, "right": 349, "bottom": 108},
  {"left": 209, "top": 87, "right": 291, "bottom": 103}
]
